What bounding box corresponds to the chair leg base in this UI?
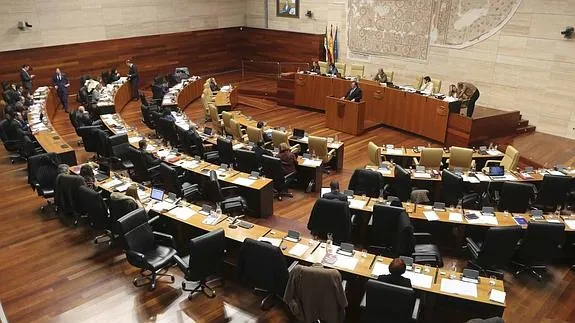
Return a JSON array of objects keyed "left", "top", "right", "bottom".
[
  {"left": 133, "top": 268, "right": 175, "bottom": 290},
  {"left": 182, "top": 278, "right": 221, "bottom": 299},
  {"left": 513, "top": 262, "right": 546, "bottom": 281},
  {"left": 260, "top": 293, "right": 276, "bottom": 311}
]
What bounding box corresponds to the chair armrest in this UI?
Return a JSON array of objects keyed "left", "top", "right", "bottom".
[
  {"left": 221, "top": 185, "right": 239, "bottom": 197},
  {"left": 484, "top": 160, "right": 500, "bottom": 168},
  {"left": 173, "top": 254, "right": 188, "bottom": 274},
  {"left": 290, "top": 143, "right": 301, "bottom": 154},
  {"left": 148, "top": 215, "right": 160, "bottom": 224},
  {"left": 288, "top": 260, "right": 299, "bottom": 272},
  {"left": 125, "top": 250, "right": 146, "bottom": 264},
  {"left": 342, "top": 280, "right": 347, "bottom": 291},
  {"left": 412, "top": 157, "right": 419, "bottom": 166},
  {"left": 327, "top": 148, "right": 336, "bottom": 159},
  {"left": 414, "top": 232, "right": 433, "bottom": 244},
  {"left": 284, "top": 171, "right": 297, "bottom": 180},
  {"left": 147, "top": 165, "right": 161, "bottom": 172},
  {"left": 465, "top": 237, "right": 480, "bottom": 254},
  {"left": 360, "top": 292, "right": 366, "bottom": 308},
  {"left": 412, "top": 298, "right": 421, "bottom": 321},
  {"left": 153, "top": 231, "right": 176, "bottom": 247}
]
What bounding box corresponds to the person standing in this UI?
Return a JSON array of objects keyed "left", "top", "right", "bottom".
[
  {"left": 456, "top": 82, "right": 480, "bottom": 118},
  {"left": 126, "top": 59, "right": 139, "bottom": 101},
  {"left": 342, "top": 81, "right": 363, "bottom": 102},
  {"left": 20, "top": 64, "right": 35, "bottom": 91},
  {"left": 52, "top": 68, "right": 70, "bottom": 112}
]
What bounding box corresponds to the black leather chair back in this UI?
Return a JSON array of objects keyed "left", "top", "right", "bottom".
[
  {"left": 369, "top": 204, "right": 404, "bottom": 253},
  {"left": 54, "top": 174, "right": 87, "bottom": 215},
  {"left": 477, "top": 226, "right": 522, "bottom": 268},
  {"left": 348, "top": 169, "right": 381, "bottom": 197},
  {"left": 395, "top": 211, "right": 416, "bottom": 257},
  {"left": 27, "top": 152, "right": 59, "bottom": 189},
  {"left": 238, "top": 238, "right": 289, "bottom": 296},
  {"left": 127, "top": 146, "right": 153, "bottom": 182},
  {"left": 363, "top": 279, "right": 415, "bottom": 323},
  {"left": 78, "top": 126, "right": 101, "bottom": 153},
  {"left": 141, "top": 105, "right": 156, "bottom": 129},
  {"left": 307, "top": 199, "right": 351, "bottom": 243},
  {"left": 236, "top": 148, "right": 257, "bottom": 173},
  {"left": 442, "top": 169, "right": 464, "bottom": 207},
  {"left": 516, "top": 222, "right": 565, "bottom": 264},
  {"left": 77, "top": 185, "right": 110, "bottom": 230},
  {"left": 187, "top": 228, "right": 226, "bottom": 281},
  {"left": 190, "top": 130, "right": 207, "bottom": 157},
  {"left": 159, "top": 163, "right": 182, "bottom": 196},
  {"left": 203, "top": 170, "right": 224, "bottom": 203},
  {"left": 217, "top": 137, "right": 235, "bottom": 166},
  {"left": 536, "top": 175, "right": 571, "bottom": 210},
  {"left": 101, "top": 71, "right": 111, "bottom": 85},
  {"left": 151, "top": 84, "right": 164, "bottom": 102},
  {"left": 109, "top": 194, "right": 139, "bottom": 235},
  {"left": 393, "top": 165, "right": 412, "bottom": 202},
  {"left": 112, "top": 142, "right": 131, "bottom": 161},
  {"left": 498, "top": 181, "right": 534, "bottom": 213},
  {"left": 261, "top": 155, "right": 287, "bottom": 192},
  {"left": 117, "top": 208, "right": 156, "bottom": 267}
]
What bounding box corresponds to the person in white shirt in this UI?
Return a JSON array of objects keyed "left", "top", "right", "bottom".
[{"left": 420, "top": 76, "right": 433, "bottom": 93}]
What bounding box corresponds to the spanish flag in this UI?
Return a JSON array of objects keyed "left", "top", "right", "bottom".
[{"left": 328, "top": 25, "right": 334, "bottom": 64}]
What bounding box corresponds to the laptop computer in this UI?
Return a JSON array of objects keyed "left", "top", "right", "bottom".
[
  {"left": 150, "top": 187, "right": 165, "bottom": 202},
  {"left": 94, "top": 164, "right": 110, "bottom": 182},
  {"left": 488, "top": 165, "right": 505, "bottom": 180},
  {"left": 292, "top": 128, "right": 305, "bottom": 139},
  {"left": 203, "top": 127, "right": 212, "bottom": 136}
]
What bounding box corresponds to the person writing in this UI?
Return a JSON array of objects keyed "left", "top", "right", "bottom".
[
  {"left": 257, "top": 121, "right": 272, "bottom": 143},
  {"left": 342, "top": 81, "right": 362, "bottom": 102},
  {"left": 309, "top": 61, "right": 320, "bottom": 74},
  {"left": 377, "top": 258, "right": 412, "bottom": 288},
  {"left": 278, "top": 142, "right": 298, "bottom": 176},
  {"left": 373, "top": 68, "right": 388, "bottom": 83},
  {"left": 456, "top": 82, "right": 480, "bottom": 118},
  {"left": 52, "top": 68, "right": 70, "bottom": 112},
  {"left": 322, "top": 181, "right": 347, "bottom": 202},
  {"left": 254, "top": 140, "right": 272, "bottom": 170},
  {"left": 327, "top": 63, "right": 339, "bottom": 76},
  {"left": 420, "top": 76, "right": 433, "bottom": 93}
]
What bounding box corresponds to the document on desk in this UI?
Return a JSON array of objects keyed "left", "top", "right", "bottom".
[
  {"left": 302, "top": 159, "right": 322, "bottom": 167},
  {"left": 115, "top": 183, "right": 131, "bottom": 192},
  {"left": 151, "top": 201, "right": 176, "bottom": 212},
  {"left": 462, "top": 175, "right": 480, "bottom": 184},
  {"left": 386, "top": 148, "right": 404, "bottom": 155},
  {"left": 474, "top": 173, "right": 491, "bottom": 182},
  {"left": 548, "top": 170, "right": 566, "bottom": 176},
  {"left": 349, "top": 199, "right": 367, "bottom": 210},
  {"left": 177, "top": 160, "right": 201, "bottom": 169},
  {"left": 288, "top": 243, "right": 309, "bottom": 257},
  {"left": 403, "top": 271, "right": 433, "bottom": 289},
  {"left": 563, "top": 220, "right": 575, "bottom": 230},
  {"left": 412, "top": 172, "right": 432, "bottom": 179},
  {"left": 233, "top": 177, "right": 256, "bottom": 187},
  {"left": 423, "top": 211, "right": 440, "bottom": 221},
  {"left": 449, "top": 212, "right": 463, "bottom": 222},
  {"left": 257, "top": 237, "right": 282, "bottom": 247},
  {"left": 489, "top": 289, "right": 506, "bottom": 304},
  {"left": 440, "top": 278, "right": 478, "bottom": 298},
  {"left": 128, "top": 136, "right": 143, "bottom": 144},
  {"left": 487, "top": 150, "right": 501, "bottom": 156},
  {"left": 169, "top": 207, "right": 196, "bottom": 220},
  {"left": 232, "top": 143, "right": 245, "bottom": 150},
  {"left": 101, "top": 179, "right": 123, "bottom": 189},
  {"left": 333, "top": 255, "right": 359, "bottom": 271},
  {"left": 371, "top": 262, "right": 390, "bottom": 276}
]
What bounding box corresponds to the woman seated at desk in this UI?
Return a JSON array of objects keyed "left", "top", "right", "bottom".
[
  {"left": 377, "top": 258, "right": 412, "bottom": 288},
  {"left": 278, "top": 143, "right": 298, "bottom": 176}
]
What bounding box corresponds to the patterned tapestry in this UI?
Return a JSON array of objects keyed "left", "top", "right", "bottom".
[{"left": 347, "top": 0, "right": 522, "bottom": 59}]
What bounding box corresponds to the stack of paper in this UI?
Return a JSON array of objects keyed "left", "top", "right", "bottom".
[
  {"left": 349, "top": 199, "right": 368, "bottom": 210},
  {"left": 101, "top": 179, "right": 123, "bottom": 189},
  {"left": 449, "top": 212, "right": 463, "bottom": 222},
  {"left": 412, "top": 172, "right": 432, "bottom": 179},
  {"left": 386, "top": 148, "right": 404, "bottom": 155},
  {"left": 288, "top": 244, "right": 309, "bottom": 257},
  {"left": 371, "top": 262, "right": 390, "bottom": 276},
  {"left": 403, "top": 271, "right": 433, "bottom": 288},
  {"left": 170, "top": 207, "right": 196, "bottom": 220},
  {"left": 423, "top": 211, "right": 440, "bottom": 221},
  {"left": 440, "top": 279, "right": 478, "bottom": 297},
  {"left": 258, "top": 237, "right": 282, "bottom": 247},
  {"left": 563, "top": 219, "right": 575, "bottom": 230},
  {"left": 489, "top": 289, "right": 506, "bottom": 303},
  {"left": 333, "top": 255, "right": 359, "bottom": 271},
  {"left": 302, "top": 159, "right": 322, "bottom": 167},
  {"left": 233, "top": 177, "right": 256, "bottom": 187}
]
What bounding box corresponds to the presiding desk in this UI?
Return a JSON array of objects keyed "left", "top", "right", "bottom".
[
  {"left": 161, "top": 77, "right": 203, "bottom": 110},
  {"left": 215, "top": 85, "right": 238, "bottom": 109},
  {"left": 325, "top": 96, "right": 366, "bottom": 135},
  {"left": 28, "top": 87, "right": 77, "bottom": 165},
  {"left": 294, "top": 73, "right": 459, "bottom": 142}
]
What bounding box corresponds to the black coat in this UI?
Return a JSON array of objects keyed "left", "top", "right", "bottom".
[
  {"left": 377, "top": 274, "right": 412, "bottom": 289},
  {"left": 238, "top": 238, "right": 289, "bottom": 296},
  {"left": 344, "top": 87, "right": 362, "bottom": 102},
  {"left": 322, "top": 190, "right": 348, "bottom": 202}
]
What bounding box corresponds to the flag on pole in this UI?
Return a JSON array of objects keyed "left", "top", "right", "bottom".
[
  {"left": 323, "top": 26, "right": 328, "bottom": 62},
  {"left": 328, "top": 25, "right": 334, "bottom": 64},
  {"left": 333, "top": 26, "right": 339, "bottom": 62}
]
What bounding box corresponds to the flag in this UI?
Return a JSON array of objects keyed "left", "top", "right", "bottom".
[
  {"left": 328, "top": 25, "right": 334, "bottom": 64},
  {"left": 333, "top": 26, "right": 338, "bottom": 62},
  {"left": 323, "top": 26, "right": 328, "bottom": 62}
]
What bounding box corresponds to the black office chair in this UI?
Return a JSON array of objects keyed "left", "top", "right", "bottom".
[
  {"left": 141, "top": 103, "right": 157, "bottom": 130},
  {"left": 127, "top": 146, "right": 161, "bottom": 183},
  {"left": 348, "top": 169, "right": 382, "bottom": 198},
  {"left": 307, "top": 199, "right": 352, "bottom": 243},
  {"left": 386, "top": 165, "right": 429, "bottom": 203},
  {"left": 175, "top": 228, "right": 226, "bottom": 299},
  {"left": 101, "top": 71, "right": 111, "bottom": 85},
  {"left": 117, "top": 208, "right": 177, "bottom": 290},
  {"left": 0, "top": 119, "right": 25, "bottom": 162},
  {"left": 189, "top": 130, "right": 219, "bottom": 163},
  {"left": 54, "top": 174, "right": 87, "bottom": 222},
  {"left": 533, "top": 175, "right": 571, "bottom": 212},
  {"left": 111, "top": 143, "right": 134, "bottom": 170},
  {"left": 151, "top": 84, "right": 165, "bottom": 105},
  {"left": 236, "top": 148, "right": 258, "bottom": 173},
  {"left": 441, "top": 169, "right": 480, "bottom": 209},
  {"left": 77, "top": 125, "right": 102, "bottom": 159},
  {"left": 203, "top": 170, "right": 247, "bottom": 216},
  {"left": 27, "top": 153, "right": 60, "bottom": 214},
  {"left": 109, "top": 193, "right": 139, "bottom": 240},
  {"left": 367, "top": 204, "right": 402, "bottom": 256},
  {"left": 261, "top": 154, "right": 295, "bottom": 201},
  {"left": 68, "top": 111, "right": 84, "bottom": 146},
  {"left": 158, "top": 163, "right": 199, "bottom": 201},
  {"left": 512, "top": 222, "right": 565, "bottom": 280},
  {"left": 466, "top": 226, "right": 523, "bottom": 278},
  {"left": 360, "top": 279, "right": 421, "bottom": 323},
  {"left": 237, "top": 238, "right": 294, "bottom": 310},
  {"left": 217, "top": 137, "right": 235, "bottom": 167},
  {"left": 77, "top": 185, "right": 113, "bottom": 244},
  {"left": 156, "top": 117, "right": 179, "bottom": 147},
  {"left": 498, "top": 181, "right": 534, "bottom": 213},
  {"left": 396, "top": 210, "right": 443, "bottom": 267}
]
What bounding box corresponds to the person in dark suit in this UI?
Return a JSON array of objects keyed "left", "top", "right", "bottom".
[
  {"left": 138, "top": 139, "right": 161, "bottom": 167},
  {"left": 74, "top": 106, "right": 93, "bottom": 127},
  {"left": 209, "top": 78, "right": 220, "bottom": 92},
  {"left": 377, "top": 258, "right": 412, "bottom": 288},
  {"left": 20, "top": 64, "right": 35, "bottom": 91},
  {"left": 257, "top": 121, "right": 272, "bottom": 143},
  {"left": 309, "top": 61, "right": 320, "bottom": 74},
  {"left": 327, "top": 63, "right": 339, "bottom": 76},
  {"left": 322, "top": 181, "right": 348, "bottom": 202},
  {"left": 254, "top": 140, "right": 272, "bottom": 169},
  {"left": 52, "top": 68, "right": 70, "bottom": 112},
  {"left": 342, "top": 81, "right": 362, "bottom": 102},
  {"left": 126, "top": 60, "right": 139, "bottom": 101}
]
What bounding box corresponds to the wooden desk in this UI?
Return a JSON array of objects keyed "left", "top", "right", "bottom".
[
  {"left": 162, "top": 78, "right": 203, "bottom": 110},
  {"left": 113, "top": 79, "right": 132, "bottom": 113},
  {"left": 325, "top": 96, "right": 365, "bottom": 135},
  {"left": 215, "top": 87, "right": 238, "bottom": 109},
  {"left": 29, "top": 87, "right": 77, "bottom": 165}
]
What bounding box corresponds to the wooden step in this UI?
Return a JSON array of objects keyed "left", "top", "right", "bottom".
[
  {"left": 516, "top": 125, "right": 536, "bottom": 134},
  {"left": 517, "top": 119, "right": 529, "bottom": 127}
]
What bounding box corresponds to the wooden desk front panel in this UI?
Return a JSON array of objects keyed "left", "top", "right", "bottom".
[
  {"left": 113, "top": 81, "right": 132, "bottom": 113},
  {"left": 177, "top": 80, "right": 203, "bottom": 110}
]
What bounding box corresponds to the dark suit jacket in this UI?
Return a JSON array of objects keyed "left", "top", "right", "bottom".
[
  {"left": 344, "top": 87, "right": 362, "bottom": 102},
  {"left": 128, "top": 64, "right": 139, "bottom": 81},
  {"left": 139, "top": 148, "right": 161, "bottom": 167},
  {"left": 210, "top": 82, "right": 220, "bottom": 92},
  {"left": 309, "top": 66, "right": 320, "bottom": 73},
  {"left": 328, "top": 66, "right": 339, "bottom": 75},
  {"left": 322, "top": 190, "right": 348, "bottom": 202},
  {"left": 254, "top": 145, "right": 272, "bottom": 169},
  {"left": 20, "top": 69, "right": 32, "bottom": 90},
  {"left": 377, "top": 274, "right": 412, "bottom": 288},
  {"left": 52, "top": 73, "right": 69, "bottom": 94}
]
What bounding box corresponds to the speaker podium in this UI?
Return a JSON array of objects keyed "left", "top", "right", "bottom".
[{"left": 325, "top": 96, "right": 366, "bottom": 135}]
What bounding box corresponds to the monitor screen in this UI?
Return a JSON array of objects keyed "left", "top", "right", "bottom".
[
  {"left": 98, "top": 163, "right": 110, "bottom": 175},
  {"left": 488, "top": 166, "right": 504, "bottom": 176},
  {"left": 150, "top": 187, "right": 164, "bottom": 201},
  {"left": 204, "top": 127, "right": 212, "bottom": 135},
  {"left": 293, "top": 128, "right": 305, "bottom": 138}
]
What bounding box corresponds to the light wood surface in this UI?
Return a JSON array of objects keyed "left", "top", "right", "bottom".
[
  {"left": 325, "top": 96, "right": 366, "bottom": 135},
  {"left": 215, "top": 87, "right": 238, "bottom": 108}
]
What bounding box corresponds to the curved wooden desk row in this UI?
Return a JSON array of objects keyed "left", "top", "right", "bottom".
[
  {"left": 28, "top": 87, "right": 77, "bottom": 165},
  {"left": 95, "top": 77, "right": 132, "bottom": 114},
  {"left": 161, "top": 77, "right": 203, "bottom": 110},
  {"left": 380, "top": 145, "right": 505, "bottom": 160},
  {"left": 293, "top": 73, "right": 460, "bottom": 142},
  {"left": 90, "top": 169, "right": 505, "bottom": 310},
  {"left": 99, "top": 113, "right": 274, "bottom": 217}
]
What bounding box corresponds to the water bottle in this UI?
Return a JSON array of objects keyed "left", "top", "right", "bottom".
[
  {"left": 216, "top": 203, "right": 222, "bottom": 216},
  {"left": 326, "top": 233, "right": 333, "bottom": 255},
  {"left": 450, "top": 261, "right": 457, "bottom": 279}
]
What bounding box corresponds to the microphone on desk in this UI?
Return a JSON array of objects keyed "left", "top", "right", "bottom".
[{"left": 228, "top": 215, "right": 244, "bottom": 229}]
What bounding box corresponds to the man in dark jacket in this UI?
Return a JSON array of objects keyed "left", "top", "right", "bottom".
[{"left": 322, "top": 181, "right": 348, "bottom": 202}]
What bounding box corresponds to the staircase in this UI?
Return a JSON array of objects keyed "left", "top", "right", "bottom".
[{"left": 515, "top": 116, "right": 536, "bottom": 134}]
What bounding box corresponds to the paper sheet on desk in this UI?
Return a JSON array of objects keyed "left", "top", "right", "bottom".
[
  {"left": 128, "top": 136, "right": 143, "bottom": 144},
  {"left": 349, "top": 199, "right": 367, "bottom": 210},
  {"left": 233, "top": 143, "right": 245, "bottom": 150},
  {"left": 176, "top": 122, "right": 189, "bottom": 131},
  {"left": 564, "top": 220, "right": 575, "bottom": 230},
  {"left": 487, "top": 150, "right": 501, "bottom": 156},
  {"left": 138, "top": 190, "right": 149, "bottom": 200},
  {"left": 548, "top": 170, "right": 566, "bottom": 176},
  {"left": 474, "top": 173, "right": 491, "bottom": 182},
  {"left": 178, "top": 160, "right": 201, "bottom": 169},
  {"left": 489, "top": 289, "right": 506, "bottom": 304},
  {"left": 449, "top": 212, "right": 463, "bottom": 222},
  {"left": 440, "top": 278, "right": 478, "bottom": 298},
  {"left": 462, "top": 175, "right": 480, "bottom": 183},
  {"left": 403, "top": 271, "right": 433, "bottom": 289},
  {"left": 423, "top": 211, "right": 440, "bottom": 221},
  {"left": 288, "top": 243, "right": 309, "bottom": 257},
  {"left": 156, "top": 150, "right": 170, "bottom": 158},
  {"left": 386, "top": 148, "right": 404, "bottom": 155},
  {"left": 376, "top": 168, "right": 392, "bottom": 175},
  {"left": 258, "top": 237, "right": 282, "bottom": 247},
  {"left": 466, "top": 214, "right": 498, "bottom": 225},
  {"left": 169, "top": 207, "right": 196, "bottom": 220},
  {"left": 233, "top": 177, "right": 256, "bottom": 187},
  {"left": 412, "top": 172, "right": 432, "bottom": 179},
  {"left": 101, "top": 179, "right": 123, "bottom": 189},
  {"left": 115, "top": 183, "right": 131, "bottom": 192},
  {"left": 333, "top": 255, "right": 358, "bottom": 271},
  {"left": 371, "top": 262, "right": 390, "bottom": 276},
  {"left": 302, "top": 159, "right": 322, "bottom": 167}
]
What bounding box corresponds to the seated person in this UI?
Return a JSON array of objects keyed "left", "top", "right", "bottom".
[
  {"left": 36, "top": 154, "right": 60, "bottom": 190},
  {"left": 74, "top": 106, "right": 93, "bottom": 127},
  {"left": 278, "top": 142, "right": 298, "bottom": 176},
  {"left": 161, "top": 107, "right": 175, "bottom": 122},
  {"left": 124, "top": 183, "right": 144, "bottom": 207},
  {"left": 22, "top": 90, "right": 34, "bottom": 107},
  {"left": 58, "top": 164, "right": 70, "bottom": 175},
  {"left": 327, "top": 63, "right": 339, "bottom": 76},
  {"left": 79, "top": 164, "right": 97, "bottom": 190},
  {"left": 377, "top": 258, "right": 412, "bottom": 288},
  {"left": 14, "top": 112, "right": 29, "bottom": 132},
  {"left": 342, "top": 81, "right": 362, "bottom": 102},
  {"left": 309, "top": 61, "right": 320, "bottom": 73},
  {"left": 373, "top": 68, "right": 388, "bottom": 83},
  {"left": 209, "top": 78, "right": 220, "bottom": 92},
  {"left": 90, "top": 83, "right": 105, "bottom": 104},
  {"left": 254, "top": 140, "right": 272, "bottom": 169},
  {"left": 109, "top": 67, "right": 121, "bottom": 83},
  {"left": 420, "top": 76, "right": 433, "bottom": 93},
  {"left": 257, "top": 121, "right": 272, "bottom": 143},
  {"left": 138, "top": 139, "right": 161, "bottom": 167},
  {"left": 3, "top": 112, "right": 25, "bottom": 140},
  {"left": 322, "top": 181, "right": 347, "bottom": 202}
]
